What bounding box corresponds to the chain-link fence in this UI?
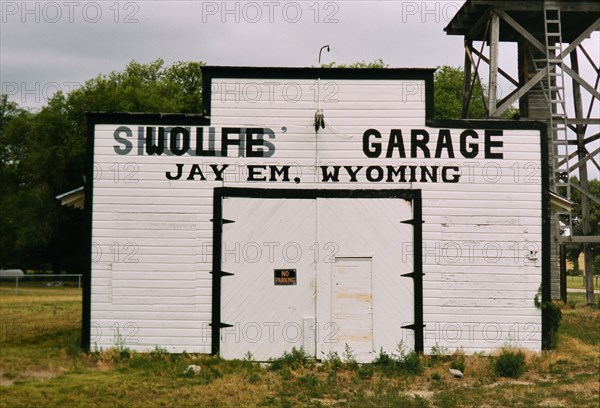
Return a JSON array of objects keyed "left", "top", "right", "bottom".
[{"left": 1, "top": 274, "right": 82, "bottom": 295}]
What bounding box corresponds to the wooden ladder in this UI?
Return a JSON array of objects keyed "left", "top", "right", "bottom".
[{"left": 544, "top": 4, "right": 572, "bottom": 234}]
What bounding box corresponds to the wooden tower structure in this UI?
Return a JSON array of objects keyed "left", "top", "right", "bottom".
[{"left": 445, "top": 0, "right": 600, "bottom": 303}]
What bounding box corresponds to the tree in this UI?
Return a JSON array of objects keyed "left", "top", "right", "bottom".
[
  {"left": 0, "top": 95, "right": 31, "bottom": 268},
  {"left": 433, "top": 65, "right": 519, "bottom": 120},
  {"left": 321, "top": 58, "right": 388, "bottom": 69},
  {"left": 434, "top": 65, "right": 485, "bottom": 119},
  {"left": 0, "top": 59, "right": 204, "bottom": 273}
]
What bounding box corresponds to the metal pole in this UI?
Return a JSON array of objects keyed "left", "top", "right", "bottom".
[
  {"left": 78, "top": 275, "right": 81, "bottom": 293},
  {"left": 15, "top": 276, "right": 19, "bottom": 296}
]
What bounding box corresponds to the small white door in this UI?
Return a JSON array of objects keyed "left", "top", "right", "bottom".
[{"left": 332, "top": 257, "right": 374, "bottom": 361}]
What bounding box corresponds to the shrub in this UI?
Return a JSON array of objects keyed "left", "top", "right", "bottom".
[
  {"left": 534, "top": 286, "right": 563, "bottom": 349},
  {"left": 430, "top": 371, "right": 442, "bottom": 381},
  {"left": 324, "top": 351, "right": 342, "bottom": 371},
  {"left": 149, "top": 345, "right": 170, "bottom": 361},
  {"left": 297, "top": 373, "right": 323, "bottom": 397},
  {"left": 357, "top": 364, "right": 374, "bottom": 379},
  {"left": 342, "top": 343, "right": 358, "bottom": 370},
  {"left": 370, "top": 345, "right": 422, "bottom": 376},
  {"left": 398, "top": 351, "right": 422, "bottom": 375},
  {"left": 449, "top": 350, "right": 466, "bottom": 373},
  {"left": 429, "top": 343, "right": 448, "bottom": 364},
  {"left": 495, "top": 348, "right": 527, "bottom": 378},
  {"left": 269, "top": 347, "right": 313, "bottom": 370},
  {"left": 373, "top": 348, "right": 394, "bottom": 367}
]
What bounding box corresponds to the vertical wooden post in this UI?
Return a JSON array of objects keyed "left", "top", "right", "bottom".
[
  {"left": 462, "top": 40, "right": 473, "bottom": 119},
  {"left": 488, "top": 11, "right": 500, "bottom": 116},
  {"left": 570, "top": 49, "right": 595, "bottom": 305},
  {"left": 559, "top": 243, "right": 567, "bottom": 303}
]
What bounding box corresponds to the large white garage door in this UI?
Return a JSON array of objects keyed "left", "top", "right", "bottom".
[
  {"left": 220, "top": 197, "right": 317, "bottom": 360},
  {"left": 217, "top": 190, "right": 417, "bottom": 362}
]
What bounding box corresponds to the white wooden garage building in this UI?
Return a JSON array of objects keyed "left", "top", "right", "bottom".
[{"left": 84, "top": 66, "right": 551, "bottom": 361}]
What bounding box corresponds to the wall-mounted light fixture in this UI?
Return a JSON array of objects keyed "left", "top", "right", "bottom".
[{"left": 315, "top": 44, "right": 330, "bottom": 132}]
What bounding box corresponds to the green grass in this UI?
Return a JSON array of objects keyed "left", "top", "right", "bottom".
[
  {"left": 566, "top": 275, "right": 600, "bottom": 290},
  {"left": 1, "top": 288, "right": 599, "bottom": 407},
  {"left": 559, "top": 293, "right": 599, "bottom": 345}
]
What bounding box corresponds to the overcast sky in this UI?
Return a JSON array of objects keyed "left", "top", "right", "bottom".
[{"left": 1, "top": 0, "right": 475, "bottom": 109}]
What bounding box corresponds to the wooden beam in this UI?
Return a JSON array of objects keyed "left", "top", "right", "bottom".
[
  {"left": 466, "top": 9, "right": 491, "bottom": 41},
  {"left": 494, "top": 9, "right": 545, "bottom": 53},
  {"left": 560, "top": 145, "right": 600, "bottom": 172},
  {"left": 491, "top": 66, "right": 548, "bottom": 117},
  {"left": 591, "top": 157, "right": 600, "bottom": 173},
  {"left": 471, "top": 1, "right": 600, "bottom": 12},
  {"left": 566, "top": 119, "right": 600, "bottom": 125},
  {"left": 559, "top": 18, "right": 600, "bottom": 60},
  {"left": 462, "top": 40, "right": 473, "bottom": 119},
  {"left": 558, "top": 149, "right": 580, "bottom": 167},
  {"left": 584, "top": 132, "right": 600, "bottom": 145},
  {"left": 488, "top": 11, "right": 500, "bottom": 114},
  {"left": 464, "top": 38, "right": 489, "bottom": 117},
  {"left": 570, "top": 182, "right": 600, "bottom": 206},
  {"left": 571, "top": 50, "right": 594, "bottom": 309},
  {"left": 582, "top": 71, "right": 600, "bottom": 135},
  {"left": 563, "top": 65, "right": 600, "bottom": 101},
  {"left": 469, "top": 45, "right": 519, "bottom": 86},
  {"left": 578, "top": 44, "right": 600, "bottom": 74},
  {"left": 568, "top": 146, "right": 600, "bottom": 173},
  {"left": 558, "top": 236, "right": 600, "bottom": 244}
]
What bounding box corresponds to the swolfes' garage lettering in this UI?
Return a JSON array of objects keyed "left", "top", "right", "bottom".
[{"left": 113, "top": 126, "right": 503, "bottom": 160}]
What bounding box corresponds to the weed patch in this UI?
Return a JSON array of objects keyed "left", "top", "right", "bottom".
[
  {"left": 449, "top": 350, "right": 466, "bottom": 373},
  {"left": 1, "top": 286, "right": 598, "bottom": 407},
  {"left": 268, "top": 347, "right": 313, "bottom": 370},
  {"left": 495, "top": 348, "right": 527, "bottom": 378}
]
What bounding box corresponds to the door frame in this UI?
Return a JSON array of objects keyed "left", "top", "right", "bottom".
[{"left": 211, "top": 187, "right": 424, "bottom": 356}]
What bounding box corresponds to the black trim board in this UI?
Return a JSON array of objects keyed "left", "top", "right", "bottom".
[
  {"left": 86, "top": 112, "right": 209, "bottom": 126},
  {"left": 82, "top": 114, "right": 95, "bottom": 350},
  {"left": 540, "top": 123, "right": 551, "bottom": 350},
  {"left": 426, "top": 118, "right": 547, "bottom": 131},
  {"left": 210, "top": 187, "right": 424, "bottom": 356}
]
